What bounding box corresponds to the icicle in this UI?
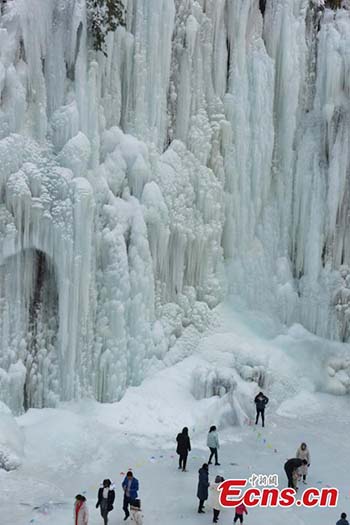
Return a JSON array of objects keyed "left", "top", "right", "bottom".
[{"left": 0, "top": 0, "right": 350, "bottom": 414}]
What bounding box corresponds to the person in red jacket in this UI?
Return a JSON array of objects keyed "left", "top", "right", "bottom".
[{"left": 234, "top": 502, "right": 248, "bottom": 523}]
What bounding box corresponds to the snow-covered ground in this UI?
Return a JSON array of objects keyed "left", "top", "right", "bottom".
[{"left": 2, "top": 303, "right": 350, "bottom": 525}]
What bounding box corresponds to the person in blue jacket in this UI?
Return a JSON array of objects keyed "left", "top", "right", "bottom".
[
  {"left": 337, "top": 512, "right": 350, "bottom": 525},
  {"left": 122, "top": 471, "right": 139, "bottom": 521}
]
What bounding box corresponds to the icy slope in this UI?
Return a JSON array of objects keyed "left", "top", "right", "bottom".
[{"left": 0, "top": 0, "right": 350, "bottom": 411}]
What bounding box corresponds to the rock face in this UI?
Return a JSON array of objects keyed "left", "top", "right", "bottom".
[{"left": 0, "top": 0, "right": 349, "bottom": 411}]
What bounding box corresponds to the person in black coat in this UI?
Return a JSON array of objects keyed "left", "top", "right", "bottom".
[
  {"left": 197, "top": 463, "right": 209, "bottom": 513},
  {"left": 284, "top": 458, "right": 307, "bottom": 489},
  {"left": 254, "top": 391, "right": 269, "bottom": 427},
  {"left": 176, "top": 427, "right": 191, "bottom": 472},
  {"left": 337, "top": 512, "right": 350, "bottom": 525},
  {"left": 96, "top": 479, "right": 115, "bottom": 525}
]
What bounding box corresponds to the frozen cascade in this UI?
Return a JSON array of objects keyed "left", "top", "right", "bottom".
[{"left": 0, "top": 0, "right": 349, "bottom": 412}]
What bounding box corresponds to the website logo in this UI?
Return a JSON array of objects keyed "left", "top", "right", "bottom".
[{"left": 218, "top": 477, "right": 339, "bottom": 508}]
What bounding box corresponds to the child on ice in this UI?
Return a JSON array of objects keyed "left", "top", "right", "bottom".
[
  {"left": 130, "top": 499, "right": 143, "bottom": 525},
  {"left": 234, "top": 502, "right": 248, "bottom": 523},
  {"left": 74, "top": 494, "right": 89, "bottom": 525}
]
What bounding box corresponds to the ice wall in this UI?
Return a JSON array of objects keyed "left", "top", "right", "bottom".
[
  {"left": 0, "top": 0, "right": 349, "bottom": 412},
  {"left": 226, "top": 1, "right": 350, "bottom": 341}
]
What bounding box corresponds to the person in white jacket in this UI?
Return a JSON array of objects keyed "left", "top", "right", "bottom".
[
  {"left": 74, "top": 495, "right": 89, "bottom": 525},
  {"left": 207, "top": 426, "right": 220, "bottom": 466},
  {"left": 296, "top": 442, "right": 311, "bottom": 483},
  {"left": 210, "top": 475, "right": 224, "bottom": 523},
  {"left": 130, "top": 499, "right": 143, "bottom": 525}
]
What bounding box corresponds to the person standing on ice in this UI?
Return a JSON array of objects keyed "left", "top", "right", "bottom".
[
  {"left": 207, "top": 426, "right": 220, "bottom": 466},
  {"left": 296, "top": 442, "right": 310, "bottom": 483},
  {"left": 130, "top": 499, "right": 143, "bottom": 525},
  {"left": 209, "top": 474, "right": 224, "bottom": 523},
  {"left": 96, "top": 479, "right": 115, "bottom": 525},
  {"left": 197, "top": 463, "right": 210, "bottom": 513},
  {"left": 284, "top": 458, "right": 307, "bottom": 489},
  {"left": 74, "top": 494, "right": 89, "bottom": 525},
  {"left": 337, "top": 512, "right": 350, "bottom": 525},
  {"left": 176, "top": 426, "right": 191, "bottom": 471},
  {"left": 122, "top": 471, "right": 139, "bottom": 521},
  {"left": 254, "top": 391, "right": 269, "bottom": 427},
  {"left": 233, "top": 501, "right": 248, "bottom": 523}
]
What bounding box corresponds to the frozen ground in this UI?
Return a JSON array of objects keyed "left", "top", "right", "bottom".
[{"left": 1, "top": 303, "right": 350, "bottom": 525}]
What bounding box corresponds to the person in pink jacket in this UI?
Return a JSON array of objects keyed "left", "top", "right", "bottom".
[
  {"left": 234, "top": 502, "right": 248, "bottom": 523},
  {"left": 74, "top": 495, "right": 89, "bottom": 525}
]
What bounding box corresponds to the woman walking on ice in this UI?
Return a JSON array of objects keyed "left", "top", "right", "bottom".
[
  {"left": 210, "top": 474, "right": 224, "bottom": 523},
  {"left": 197, "top": 463, "right": 210, "bottom": 513},
  {"left": 296, "top": 442, "right": 310, "bottom": 483},
  {"left": 96, "top": 479, "right": 115, "bottom": 525},
  {"left": 176, "top": 426, "right": 191, "bottom": 471},
  {"left": 207, "top": 426, "right": 220, "bottom": 466},
  {"left": 74, "top": 495, "right": 89, "bottom": 525}
]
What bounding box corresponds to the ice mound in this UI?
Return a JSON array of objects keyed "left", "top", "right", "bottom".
[
  {"left": 191, "top": 366, "right": 238, "bottom": 400},
  {"left": 276, "top": 391, "right": 323, "bottom": 419},
  {"left": 326, "top": 357, "right": 350, "bottom": 394},
  {"left": 0, "top": 402, "right": 24, "bottom": 470}
]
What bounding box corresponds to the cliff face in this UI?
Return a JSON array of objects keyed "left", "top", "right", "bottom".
[{"left": 0, "top": 0, "right": 349, "bottom": 412}]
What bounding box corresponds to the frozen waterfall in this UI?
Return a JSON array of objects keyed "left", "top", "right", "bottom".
[{"left": 0, "top": 0, "right": 350, "bottom": 412}]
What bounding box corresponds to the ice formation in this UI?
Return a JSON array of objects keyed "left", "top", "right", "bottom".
[
  {"left": 0, "top": 400, "right": 23, "bottom": 470},
  {"left": 0, "top": 0, "right": 350, "bottom": 412}
]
